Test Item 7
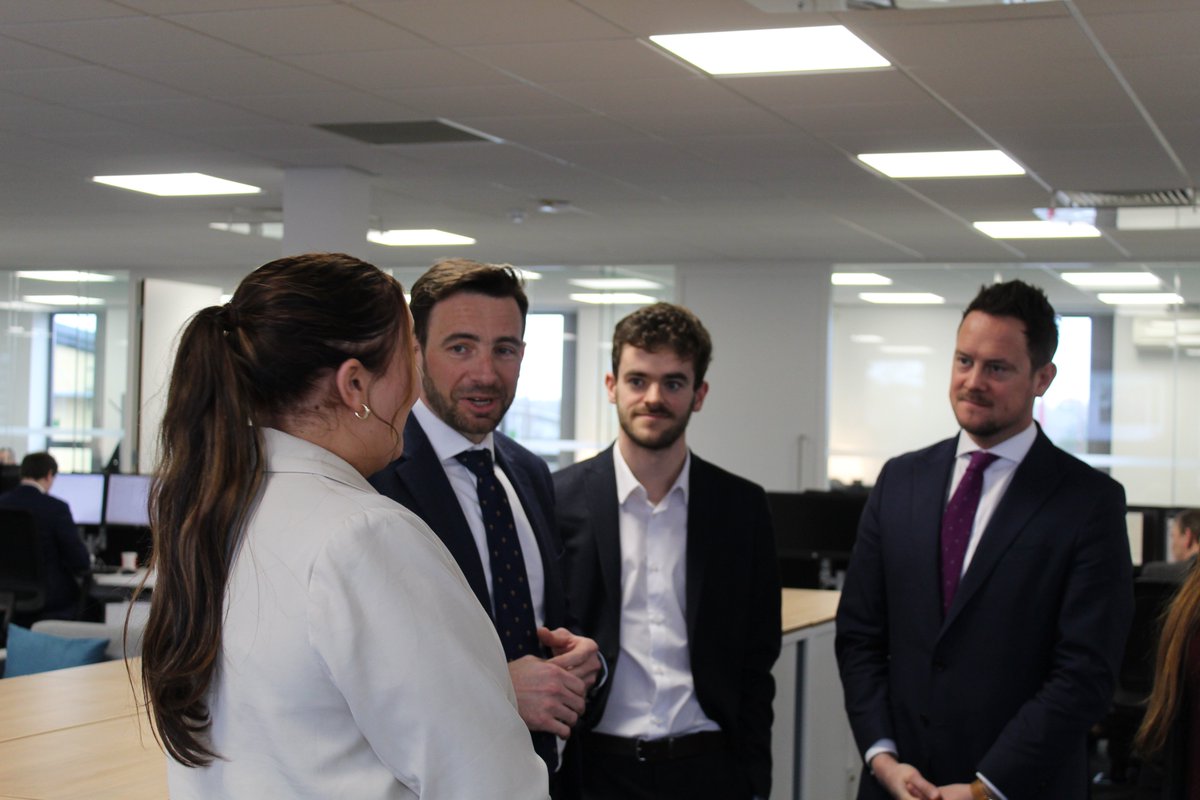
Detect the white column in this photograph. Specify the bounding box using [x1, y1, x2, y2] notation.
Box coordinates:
[282, 167, 371, 259]
[676, 262, 832, 491]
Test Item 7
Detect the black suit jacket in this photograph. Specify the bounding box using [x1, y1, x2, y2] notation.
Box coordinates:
[0, 483, 90, 614]
[553, 446, 782, 798]
[835, 429, 1134, 799]
[369, 413, 571, 634]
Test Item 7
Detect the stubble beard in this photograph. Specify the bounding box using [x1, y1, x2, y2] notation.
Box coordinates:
[422, 369, 512, 438]
[618, 405, 692, 452]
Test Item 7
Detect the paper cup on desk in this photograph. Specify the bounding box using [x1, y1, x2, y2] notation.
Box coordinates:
[120, 551, 138, 571]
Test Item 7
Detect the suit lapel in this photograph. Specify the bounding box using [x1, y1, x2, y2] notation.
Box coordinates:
[943, 430, 1061, 628]
[494, 436, 563, 626]
[586, 448, 623, 618]
[685, 454, 714, 638]
[393, 416, 493, 615]
[914, 441, 957, 628]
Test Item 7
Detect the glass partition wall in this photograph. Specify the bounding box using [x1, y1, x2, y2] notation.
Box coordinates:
[0, 270, 130, 474]
[828, 262, 1200, 512]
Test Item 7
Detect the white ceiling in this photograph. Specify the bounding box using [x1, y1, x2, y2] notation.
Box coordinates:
[1, 0, 1198, 311]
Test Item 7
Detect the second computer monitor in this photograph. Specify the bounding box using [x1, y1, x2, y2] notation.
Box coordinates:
[105, 473, 152, 527]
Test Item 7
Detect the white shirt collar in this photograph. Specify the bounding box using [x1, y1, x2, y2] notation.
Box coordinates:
[412, 398, 496, 463]
[20, 478, 46, 494]
[955, 421, 1038, 465]
[612, 442, 690, 507]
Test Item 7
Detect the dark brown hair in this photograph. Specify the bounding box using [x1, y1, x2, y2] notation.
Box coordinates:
[963, 280, 1059, 368]
[19, 451, 57, 480]
[408, 258, 528, 347]
[138, 253, 410, 767]
[611, 302, 713, 385]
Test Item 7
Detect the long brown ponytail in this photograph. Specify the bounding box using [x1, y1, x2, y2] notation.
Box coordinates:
[1136, 564, 1200, 754]
[138, 254, 409, 767]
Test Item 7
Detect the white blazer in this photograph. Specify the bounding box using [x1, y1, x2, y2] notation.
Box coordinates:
[168, 428, 548, 799]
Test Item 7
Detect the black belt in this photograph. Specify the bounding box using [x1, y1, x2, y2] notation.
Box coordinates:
[585, 731, 726, 763]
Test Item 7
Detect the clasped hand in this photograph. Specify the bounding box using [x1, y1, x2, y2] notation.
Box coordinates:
[507, 627, 602, 739]
[871, 753, 974, 800]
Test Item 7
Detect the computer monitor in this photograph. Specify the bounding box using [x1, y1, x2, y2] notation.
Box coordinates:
[104, 473, 152, 527]
[767, 490, 866, 558]
[48, 472, 105, 525]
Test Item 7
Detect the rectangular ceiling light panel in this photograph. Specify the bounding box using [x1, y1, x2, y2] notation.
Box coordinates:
[857, 150, 1024, 179]
[368, 229, 475, 246]
[973, 221, 1101, 239]
[93, 173, 260, 196]
[650, 25, 890, 76]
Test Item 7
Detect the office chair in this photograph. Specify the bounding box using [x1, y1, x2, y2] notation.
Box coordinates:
[1097, 576, 1179, 784]
[0, 508, 47, 629]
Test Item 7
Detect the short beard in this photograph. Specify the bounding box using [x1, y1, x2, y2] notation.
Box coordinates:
[421, 368, 511, 438]
[618, 406, 692, 451]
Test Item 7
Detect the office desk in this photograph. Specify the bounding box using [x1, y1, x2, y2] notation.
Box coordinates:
[91, 568, 156, 591]
[2, 591, 850, 800]
[773, 588, 856, 800]
[0, 658, 167, 800]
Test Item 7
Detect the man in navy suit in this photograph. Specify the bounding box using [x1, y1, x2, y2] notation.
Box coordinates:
[370, 258, 600, 796]
[0, 451, 91, 619]
[554, 303, 781, 800]
[836, 281, 1133, 800]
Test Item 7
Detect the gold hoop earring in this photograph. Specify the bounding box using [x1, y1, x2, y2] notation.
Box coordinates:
[354, 404, 372, 421]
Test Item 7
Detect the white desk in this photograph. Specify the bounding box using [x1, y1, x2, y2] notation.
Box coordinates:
[91, 568, 155, 591]
[772, 588, 858, 800]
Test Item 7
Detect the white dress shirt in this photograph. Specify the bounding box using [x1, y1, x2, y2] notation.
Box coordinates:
[593, 445, 719, 739]
[411, 400, 546, 626]
[864, 422, 1038, 800]
[167, 428, 547, 800]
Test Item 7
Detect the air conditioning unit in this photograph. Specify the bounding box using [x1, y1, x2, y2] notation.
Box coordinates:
[1131, 316, 1200, 351]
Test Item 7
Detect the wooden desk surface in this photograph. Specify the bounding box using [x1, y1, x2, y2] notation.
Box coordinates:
[0, 713, 165, 800]
[0, 658, 141, 744]
[781, 587, 840, 634]
[0, 591, 839, 799]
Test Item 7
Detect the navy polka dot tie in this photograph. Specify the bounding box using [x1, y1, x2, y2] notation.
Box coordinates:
[455, 448, 541, 662]
[940, 450, 999, 616]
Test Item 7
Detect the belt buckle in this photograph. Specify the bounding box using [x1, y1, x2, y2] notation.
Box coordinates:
[634, 738, 650, 763]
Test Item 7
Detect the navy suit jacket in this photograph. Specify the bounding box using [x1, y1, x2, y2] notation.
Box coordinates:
[0, 483, 90, 614]
[553, 446, 782, 799]
[368, 414, 572, 638]
[835, 429, 1134, 799]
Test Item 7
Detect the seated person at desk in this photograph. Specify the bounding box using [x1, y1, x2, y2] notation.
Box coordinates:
[1142, 509, 1200, 583]
[0, 452, 90, 620]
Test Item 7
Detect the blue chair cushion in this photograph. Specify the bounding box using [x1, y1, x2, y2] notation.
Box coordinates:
[2, 624, 109, 678]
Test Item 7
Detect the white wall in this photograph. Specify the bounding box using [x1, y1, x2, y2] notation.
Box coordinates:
[829, 305, 960, 486]
[136, 277, 224, 473]
[1110, 310, 1200, 505]
[677, 262, 831, 492]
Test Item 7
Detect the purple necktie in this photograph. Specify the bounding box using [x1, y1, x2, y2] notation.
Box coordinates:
[940, 450, 1000, 615]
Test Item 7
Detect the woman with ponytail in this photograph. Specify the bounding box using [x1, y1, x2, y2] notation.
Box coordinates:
[141, 254, 547, 799]
[1136, 558, 1200, 798]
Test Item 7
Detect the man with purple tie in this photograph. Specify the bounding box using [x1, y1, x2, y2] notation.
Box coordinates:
[836, 280, 1133, 800]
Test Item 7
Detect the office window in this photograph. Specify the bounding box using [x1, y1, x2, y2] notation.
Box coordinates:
[501, 313, 574, 470]
[0, 271, 128, 470]
[48, 313, 98, 473]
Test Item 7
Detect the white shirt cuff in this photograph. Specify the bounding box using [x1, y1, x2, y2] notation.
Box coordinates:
[864, 739, 898, 770]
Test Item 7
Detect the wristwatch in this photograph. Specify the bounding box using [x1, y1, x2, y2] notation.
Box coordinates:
[969, 779, 993, 800]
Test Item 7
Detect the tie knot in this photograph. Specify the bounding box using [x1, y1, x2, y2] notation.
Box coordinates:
[455, 448, 494, 478]
[966, 450, 1000, 473]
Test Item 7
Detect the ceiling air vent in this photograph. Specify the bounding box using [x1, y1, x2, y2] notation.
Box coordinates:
[1054, 188, 1195, 208]
[314, 119, 498, 145]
